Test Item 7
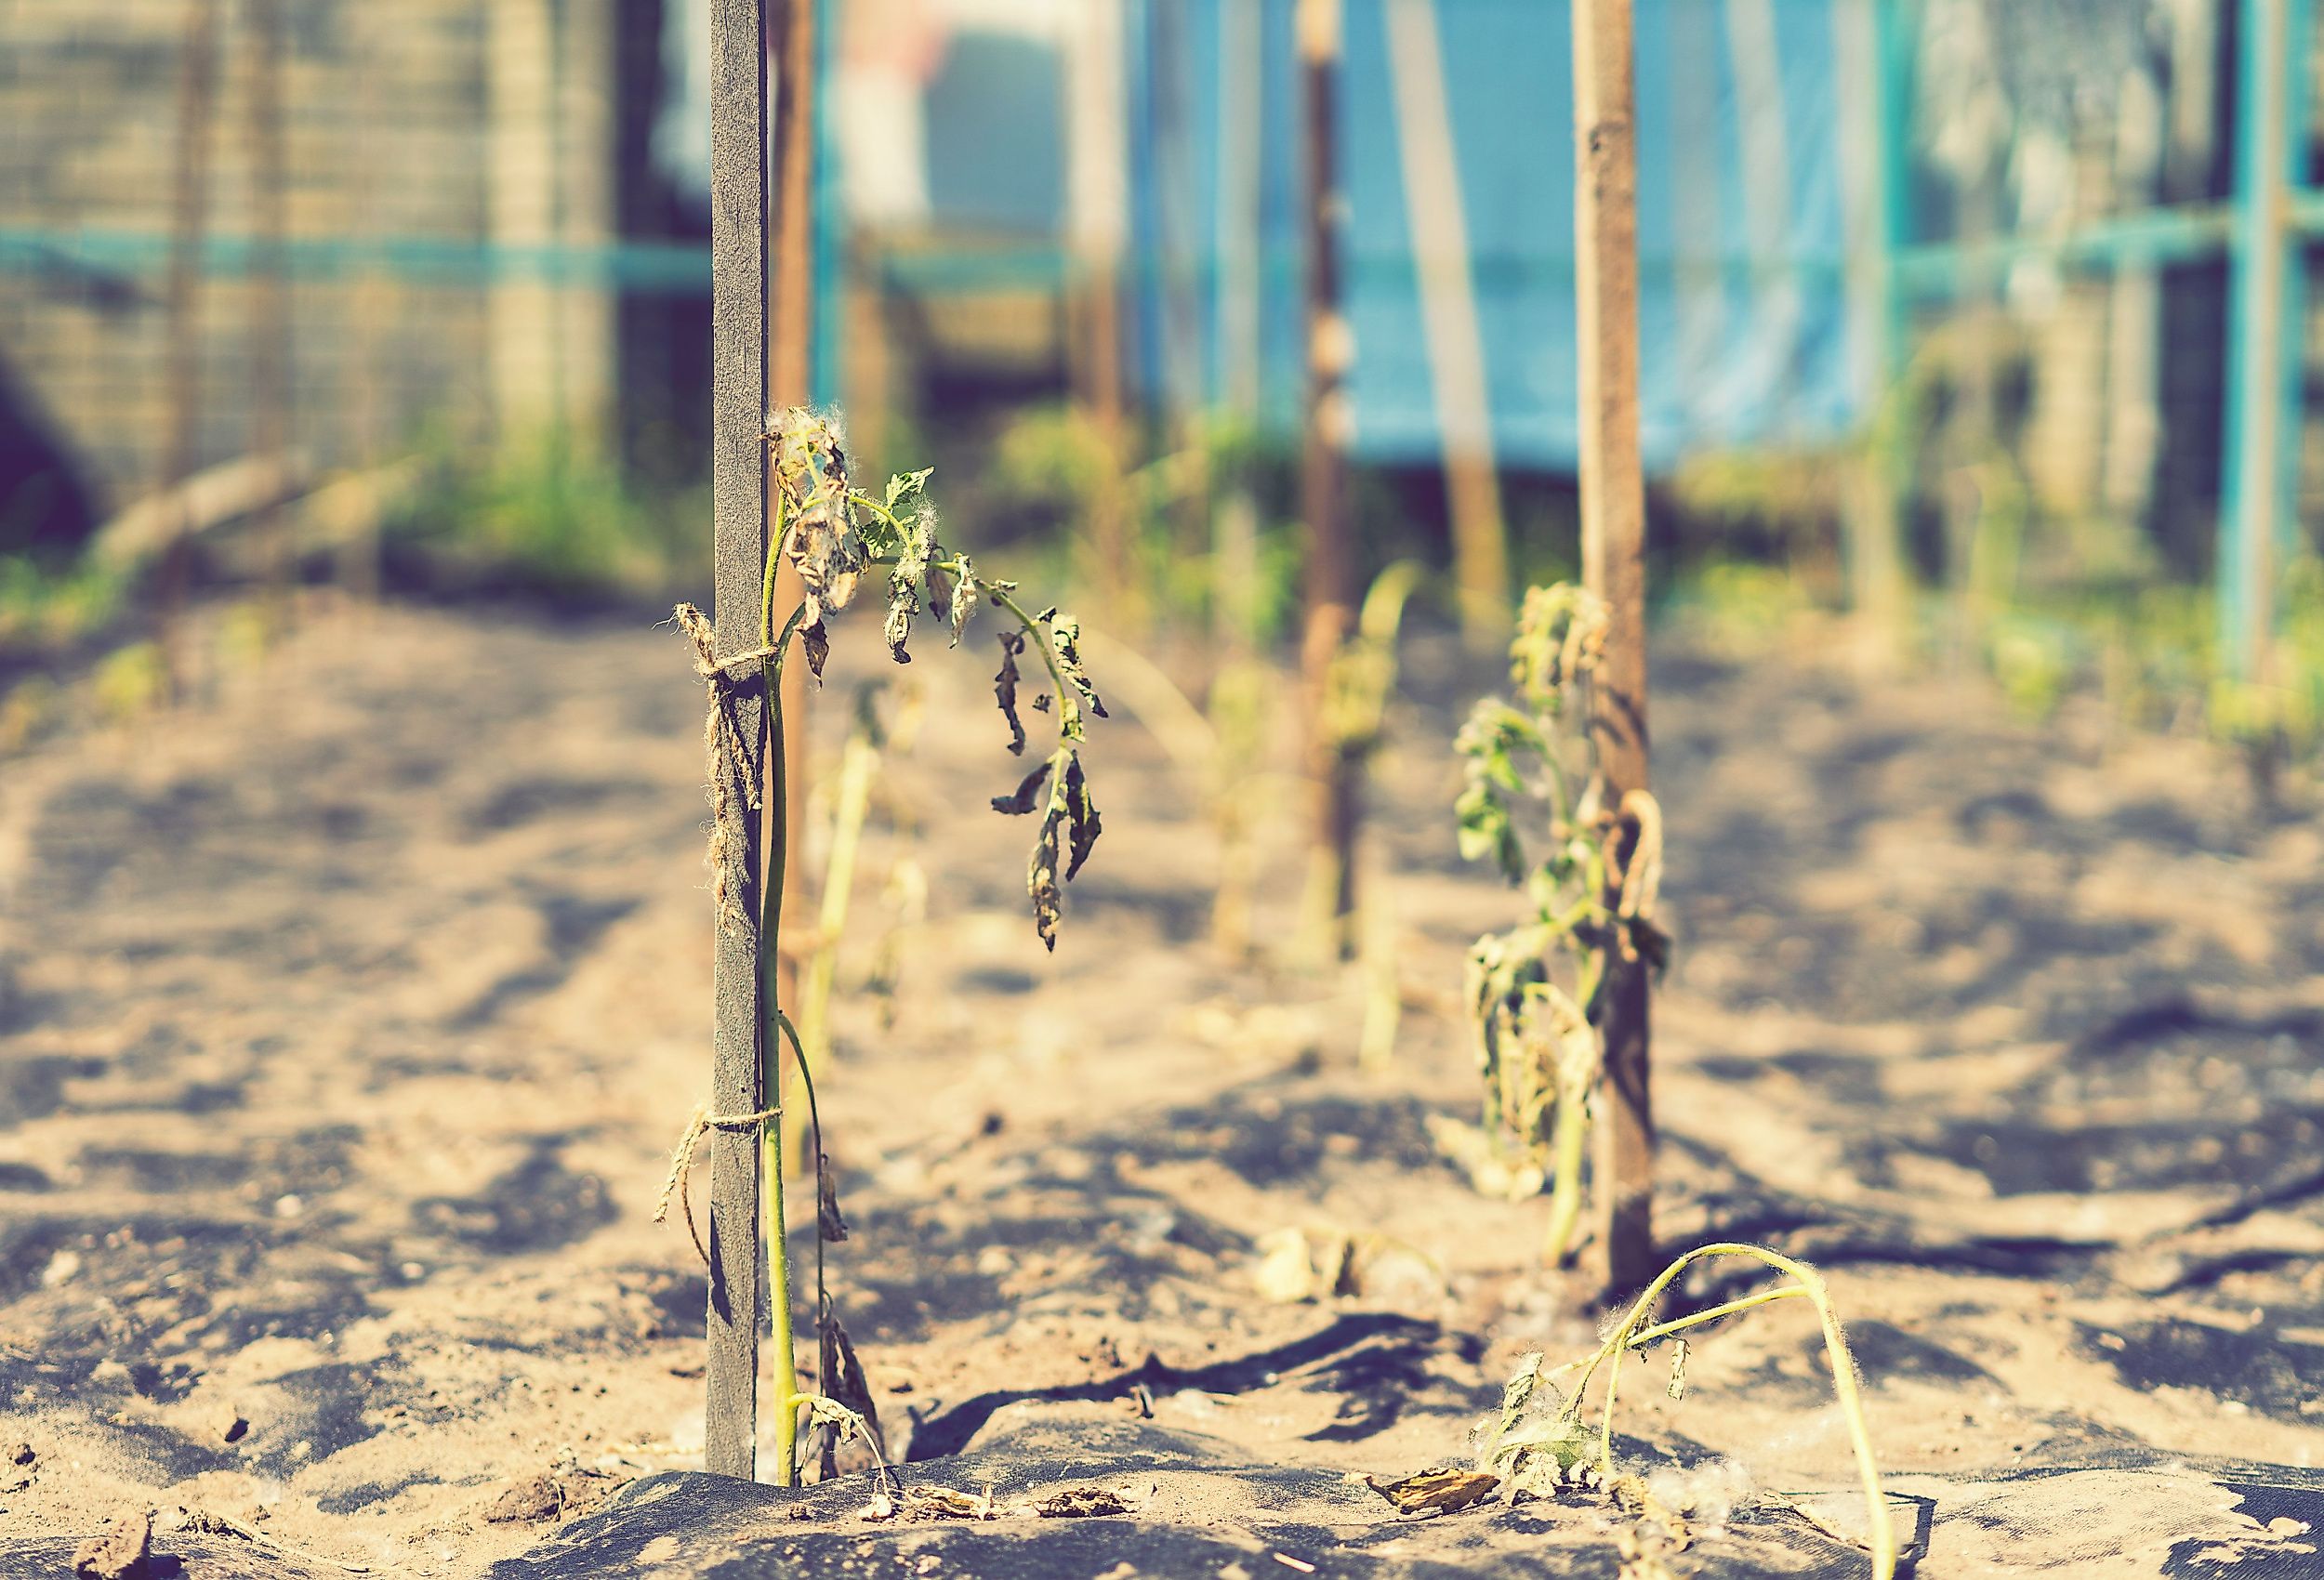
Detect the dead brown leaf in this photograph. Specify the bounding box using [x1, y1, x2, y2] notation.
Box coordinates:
[1363, 1468, 1501, 1517]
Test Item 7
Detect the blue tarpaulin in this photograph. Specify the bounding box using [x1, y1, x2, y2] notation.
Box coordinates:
[1121, 0, 1868, 473]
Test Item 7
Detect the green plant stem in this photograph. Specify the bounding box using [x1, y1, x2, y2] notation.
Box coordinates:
[799, 725, 878, 1072]
[773, 1007, 833, 1481]
[759, 495, 799, 1489]
[1540, 1073, 1591, 1265]
[1566, 1244, 1894, 1580]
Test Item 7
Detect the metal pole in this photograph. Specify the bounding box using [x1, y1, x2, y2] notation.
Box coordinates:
[2220, 0, 2313, 681]
[1572, 0, 1654, 1293]
[706, 0, 770, 1483]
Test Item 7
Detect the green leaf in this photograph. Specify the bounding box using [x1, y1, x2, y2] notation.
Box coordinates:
[884, 467, 933, 516]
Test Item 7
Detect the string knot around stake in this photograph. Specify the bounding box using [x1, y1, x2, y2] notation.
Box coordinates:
[673, 602, 782, 944]
[655, 1100, 781, 1267]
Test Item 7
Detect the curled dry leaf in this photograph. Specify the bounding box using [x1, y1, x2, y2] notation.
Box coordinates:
[1062, 754, 1103, 879]
[991, 760, 1051, 815]
[994, 631, 1029, 756]
[816, 1153, 849, 1243]
[1045, 612, 1110, 727]
[905, 1485, 997, 1521]
[1363, 1468, 1500, 1517]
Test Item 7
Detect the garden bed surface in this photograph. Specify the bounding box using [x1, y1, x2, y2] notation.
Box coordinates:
[3, 603, 2322, 1576]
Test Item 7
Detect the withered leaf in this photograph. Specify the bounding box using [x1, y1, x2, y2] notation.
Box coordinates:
[994, 630, 1028, 755]
[883, 584, 917, 664]
[1029, 770, 1066, 952]
[991, 760, 1052, 815]
[801, 618, 831, 680]
[1364, 1468, 1500, 1517]
[1046, 612, 1109, 725]
[817, 1152, 849, 1243]
[817, 1306, 885, 1479]
[944, 557, 979, 642]
[1062, 752, 1102, 878]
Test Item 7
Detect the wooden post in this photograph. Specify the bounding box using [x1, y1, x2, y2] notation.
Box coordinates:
[1065, 0, 1133, 621]
[156, 0, 223, 698]
[1300, 0, 1360, 950]
[1831, 0, 1908, 670]
[244, 0, 294, 631]
[1213, 0, 1264, 651]
[706, 0, 770, 1483]
[1571, 0, 1654, 1293]
[1384, 0, 1510, 649]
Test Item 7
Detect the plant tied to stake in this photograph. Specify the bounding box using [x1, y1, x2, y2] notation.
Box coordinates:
[1450, 584, 1666, 1264]
[671, 406, 1110, 1484]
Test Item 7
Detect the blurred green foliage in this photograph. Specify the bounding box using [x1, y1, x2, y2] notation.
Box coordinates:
[0, 553, 125, 652]
[383, 428, 708, 598]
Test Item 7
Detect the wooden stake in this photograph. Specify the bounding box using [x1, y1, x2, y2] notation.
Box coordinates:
[1065, 0, 1133, 622]
[771, 0, 814, 1034]
[156, 0, 223, 699]
[706, 0, 770, 1483]
[1384, 0, 1509, 649]
[244, 0, 294, 634]
[1571, 0, 1654, 1293]
[1299, 0, 1360, 949]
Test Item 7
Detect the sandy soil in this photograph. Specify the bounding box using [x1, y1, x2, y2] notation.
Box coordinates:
[3, 597, 2323, 1576]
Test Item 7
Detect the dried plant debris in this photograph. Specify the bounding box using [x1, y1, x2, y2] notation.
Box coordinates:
[1032, 1484, 1143, 1519]
[1363, 1468, 1501, 1518]
[863, 1481, 1150, 1525]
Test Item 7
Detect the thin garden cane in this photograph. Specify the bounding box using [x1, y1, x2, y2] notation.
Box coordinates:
[680, 406, 1112, 1487]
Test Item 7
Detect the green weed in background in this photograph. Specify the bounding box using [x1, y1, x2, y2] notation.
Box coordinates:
[384, 428, 706, 598]
[0, 554, 126, 652]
